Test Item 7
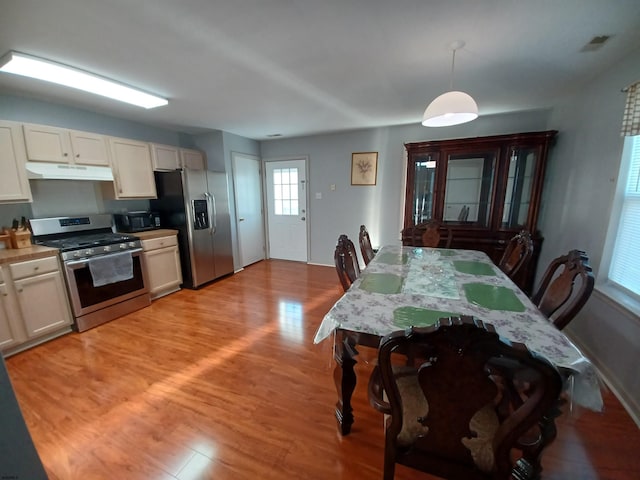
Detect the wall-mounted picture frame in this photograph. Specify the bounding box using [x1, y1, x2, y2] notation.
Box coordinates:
[351, 151, 378, 186]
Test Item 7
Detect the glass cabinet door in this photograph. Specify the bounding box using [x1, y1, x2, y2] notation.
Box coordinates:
[409, 153, 437, 224]
[501, 146, 539, 229]
[443, 150, 497, 227]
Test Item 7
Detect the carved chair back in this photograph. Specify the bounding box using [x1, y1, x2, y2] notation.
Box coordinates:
[334, 234, 361, 292]
[368, 316, 563, 480]
[531, 250, 595, 330]
[359, 225, 376, 266]
[401, 220, 452, 248]
[498, 230, 534, 279]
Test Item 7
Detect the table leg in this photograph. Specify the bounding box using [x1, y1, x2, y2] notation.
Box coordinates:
[333, 332, 358, 435]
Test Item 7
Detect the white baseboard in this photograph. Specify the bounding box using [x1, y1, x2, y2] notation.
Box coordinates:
[565, 332, 640, 427]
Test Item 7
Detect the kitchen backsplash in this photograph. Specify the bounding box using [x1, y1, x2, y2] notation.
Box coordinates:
[0, 179, 150, 232]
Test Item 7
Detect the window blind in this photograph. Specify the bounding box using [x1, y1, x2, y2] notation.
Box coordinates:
[621, 81, 640, 136]
[609, 136, 640, 296]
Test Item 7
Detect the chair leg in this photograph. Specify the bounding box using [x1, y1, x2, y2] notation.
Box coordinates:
[517, 399, 564, 479]
[333, 333, 358, 435]
[382, 432, 396, 480]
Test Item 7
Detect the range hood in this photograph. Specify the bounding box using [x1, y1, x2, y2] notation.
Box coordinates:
[25, 162, 114, 181]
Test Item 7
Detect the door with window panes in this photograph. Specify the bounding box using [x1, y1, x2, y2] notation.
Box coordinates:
[265, 158, 308, 262]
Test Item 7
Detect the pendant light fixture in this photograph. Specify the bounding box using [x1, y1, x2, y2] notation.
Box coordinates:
[422, 41, 478, 127]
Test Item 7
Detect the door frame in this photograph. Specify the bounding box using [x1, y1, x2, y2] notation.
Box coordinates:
[231, 151, 265, 269]
[263, 155, 310, 262]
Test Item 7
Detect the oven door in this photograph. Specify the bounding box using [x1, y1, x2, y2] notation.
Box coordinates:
[63, 248, 149, 317]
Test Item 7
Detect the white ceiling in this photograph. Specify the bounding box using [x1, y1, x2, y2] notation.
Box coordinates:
[1, 0, 639, 140]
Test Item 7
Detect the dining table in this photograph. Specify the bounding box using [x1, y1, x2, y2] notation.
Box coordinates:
[313, 245, 603, 436]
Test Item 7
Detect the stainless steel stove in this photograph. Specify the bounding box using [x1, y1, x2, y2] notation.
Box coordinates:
[30, 214, 150, 332]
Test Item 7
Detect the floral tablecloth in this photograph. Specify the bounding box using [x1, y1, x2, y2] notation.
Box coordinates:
[314, 245, 603, 412]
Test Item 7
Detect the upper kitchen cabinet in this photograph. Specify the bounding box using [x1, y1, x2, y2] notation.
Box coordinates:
[151, 143, 180, 171]
[0, 120, 32, 203]
[404, 131, 557, 293]
[22, 123, 110, 166]
[108, 137, 157, 199]
[180, 148, 206, 170]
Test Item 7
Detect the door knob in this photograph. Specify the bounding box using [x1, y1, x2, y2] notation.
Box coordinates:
[239, 218, 245, 222]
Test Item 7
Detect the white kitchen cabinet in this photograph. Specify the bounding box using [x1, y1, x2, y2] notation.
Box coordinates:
[141, 234, 182, 299]
[9, 256, 73, 339]
[0, 256, 73, 356]
[0, 268, 21, 350]
[23, 123, 110, 166]
[180, 148, 206, 170]
[0, 120, 32, 203]
[151, 143, 180, 171]
[108, 137, 157, 199]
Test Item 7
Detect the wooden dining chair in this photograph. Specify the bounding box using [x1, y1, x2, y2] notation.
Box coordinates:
[334, 234, 360, 292]
[368, 316, 563, 480]
[530, 249, 595, 330]
[401, 220, 452, 248]
[498, 230, 534, 280]
[359, 225, 376, 266]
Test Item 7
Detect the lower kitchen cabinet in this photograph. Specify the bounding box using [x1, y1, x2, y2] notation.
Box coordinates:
[0, 280, 20, 350]
[0, 255, 73, 356]
[141, 234, 182, 300]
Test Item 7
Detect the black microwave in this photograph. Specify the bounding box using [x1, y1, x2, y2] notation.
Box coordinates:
[113, 211, 161, 232]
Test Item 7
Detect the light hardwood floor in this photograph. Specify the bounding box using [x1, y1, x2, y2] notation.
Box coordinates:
[5, 260, 640, 480]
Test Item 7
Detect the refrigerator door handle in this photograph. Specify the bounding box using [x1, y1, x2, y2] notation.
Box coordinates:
[205, 192, 216, 234]
[211, 192, 218, 233]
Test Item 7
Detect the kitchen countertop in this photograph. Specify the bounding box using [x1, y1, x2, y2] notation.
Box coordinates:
[0, 245, 59, 265]
[127, 229, 179, 240]
[0, 230, 179, 264]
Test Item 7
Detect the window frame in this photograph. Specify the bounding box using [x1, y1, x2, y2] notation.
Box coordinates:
[597, 135, 640, 317]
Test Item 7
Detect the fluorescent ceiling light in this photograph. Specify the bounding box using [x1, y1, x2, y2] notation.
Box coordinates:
[0, 51, 168, 109]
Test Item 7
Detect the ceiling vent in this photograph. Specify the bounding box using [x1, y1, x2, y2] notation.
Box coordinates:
[580, 35, 612, 52]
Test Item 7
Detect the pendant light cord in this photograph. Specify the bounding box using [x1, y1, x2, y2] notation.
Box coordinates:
[450, 48, 456, 91]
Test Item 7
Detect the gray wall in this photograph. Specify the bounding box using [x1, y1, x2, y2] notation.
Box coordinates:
[2, 48, 638, 424]
[539, 48, 640, 423]
[193, 131, 260, 271]
[259, 48, 640, 423]
[0, 94, 260, 273]
[260, 110, 551, 266]
[0, 94, 189, 225]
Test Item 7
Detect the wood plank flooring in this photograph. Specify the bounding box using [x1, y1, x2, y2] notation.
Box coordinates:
[5, 260, 640, 480]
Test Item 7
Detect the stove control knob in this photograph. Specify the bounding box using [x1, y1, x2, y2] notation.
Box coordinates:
[85, 249, 93, 256]
[129, 241, 136, 248]
[74, 251, 81, 258]
[104, 245, 111, 252]
[120, 243, 127, 249]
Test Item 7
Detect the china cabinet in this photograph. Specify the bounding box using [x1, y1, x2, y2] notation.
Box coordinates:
[404, 130, 557, 293]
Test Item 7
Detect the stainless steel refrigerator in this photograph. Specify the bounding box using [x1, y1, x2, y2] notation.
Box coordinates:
[152, 169, 234, 288]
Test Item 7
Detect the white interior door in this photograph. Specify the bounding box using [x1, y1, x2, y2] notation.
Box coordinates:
[232, 153, 265, 267]
[265, 158, 308, 262]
